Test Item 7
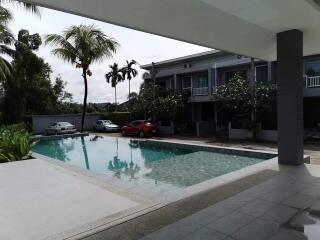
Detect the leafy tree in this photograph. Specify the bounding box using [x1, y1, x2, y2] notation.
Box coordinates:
[105, 63, 124, 109]
[2, 29, 42, 122]
[45, 24, 119, 132]
[122, 60, 138, 96]
[128, 82, 185, 122]
[1, 29, 73, 123]
[53, 75, 73, 104]
[216, 74, 276, 138]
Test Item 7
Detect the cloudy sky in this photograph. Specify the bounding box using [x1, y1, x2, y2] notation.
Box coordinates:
[5, 4, 210, 103]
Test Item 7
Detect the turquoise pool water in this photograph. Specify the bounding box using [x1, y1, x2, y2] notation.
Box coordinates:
[32, 136, 269, 190]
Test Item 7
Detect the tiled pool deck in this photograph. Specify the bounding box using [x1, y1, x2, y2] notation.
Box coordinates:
[139, 164, 320, 240]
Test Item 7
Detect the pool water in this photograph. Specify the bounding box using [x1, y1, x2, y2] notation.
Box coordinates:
[32, 136, 269, 190]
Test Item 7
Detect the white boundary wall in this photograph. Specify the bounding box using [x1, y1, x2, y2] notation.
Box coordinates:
[158, 121, 175, 135]
[32, 114, 102, 134]
[228, 122, 278, 142]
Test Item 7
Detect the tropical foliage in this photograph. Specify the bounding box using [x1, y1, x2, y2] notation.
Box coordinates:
[128, 81, 187, 122]
[0, 126, 36, 163]
[1, 29, 72, 123]
[216, 73, 277, 130]
[122, 60, 138, 96]
[0, 0, 40, 81]
[45, 24, 119, 132]
[105, 63, 124, 108]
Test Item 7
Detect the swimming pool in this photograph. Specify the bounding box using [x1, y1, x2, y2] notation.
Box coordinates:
[32, 136, 274, 193]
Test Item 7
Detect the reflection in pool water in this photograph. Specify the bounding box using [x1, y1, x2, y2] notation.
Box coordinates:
[32, 136, 268, 190]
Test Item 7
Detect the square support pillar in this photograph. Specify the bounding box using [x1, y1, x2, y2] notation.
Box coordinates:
[277, 29, 304, 165]
[208, 68, 212, 95]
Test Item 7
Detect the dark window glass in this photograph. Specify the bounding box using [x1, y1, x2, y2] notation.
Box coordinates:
[256, 65, 268, 83]
[183, 76, 192, 89]
[305, 60, 320, 76]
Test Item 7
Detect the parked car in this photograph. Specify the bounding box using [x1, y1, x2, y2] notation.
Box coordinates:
[121, 120, 157, 138]
[93, 120, 120, 132]
[45, 122, 77, 135]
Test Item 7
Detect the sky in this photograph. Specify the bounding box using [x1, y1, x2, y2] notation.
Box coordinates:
[5, 3, 210, 104]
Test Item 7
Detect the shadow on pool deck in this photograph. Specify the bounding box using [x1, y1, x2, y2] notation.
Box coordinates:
[82, 169, 280, 240]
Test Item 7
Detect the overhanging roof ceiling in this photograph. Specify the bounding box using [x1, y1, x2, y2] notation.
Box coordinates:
[20, 0, 320, 61]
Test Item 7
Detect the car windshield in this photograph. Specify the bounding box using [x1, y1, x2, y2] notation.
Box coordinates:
[103, 120, 112, 124]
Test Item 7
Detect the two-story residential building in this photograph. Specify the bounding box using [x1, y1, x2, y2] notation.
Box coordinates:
[141, 50, 320, 134]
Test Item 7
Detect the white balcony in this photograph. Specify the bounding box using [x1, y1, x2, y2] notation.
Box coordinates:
[192, 87, 209, 96]
[304, 75, 320, 88]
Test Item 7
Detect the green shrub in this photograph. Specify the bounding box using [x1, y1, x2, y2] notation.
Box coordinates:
[0, 127, 36, 163]
[5, 123, 27, 132]
[103, 112, 132, 127]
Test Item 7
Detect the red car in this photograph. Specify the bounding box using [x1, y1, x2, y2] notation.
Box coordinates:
[121, 120, 157, 138]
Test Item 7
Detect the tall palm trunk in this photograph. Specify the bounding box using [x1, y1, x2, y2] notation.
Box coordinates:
[114, 86, 117, 111]
[81, 68, 88, 132]
[129, 79, 131, 96]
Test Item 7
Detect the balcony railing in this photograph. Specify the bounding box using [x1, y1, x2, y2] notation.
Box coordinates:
[304, 75, 320, 88]
[192, 87, 209, 96]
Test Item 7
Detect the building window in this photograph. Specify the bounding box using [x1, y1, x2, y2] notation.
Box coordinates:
[183, 76, 192, 89]
[256, 65, 268, 83]
[225, 70, 247, 82]
[305, 60, 320, 76]
[193, 74, 208, 88]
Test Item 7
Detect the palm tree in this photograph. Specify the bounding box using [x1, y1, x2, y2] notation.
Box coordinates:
[105, 63, 124, 110]
[0, 0, 40, 81]
[0, 9, 14, 81]
[122, 60, 138, 96]
[45, 25, 119, 132]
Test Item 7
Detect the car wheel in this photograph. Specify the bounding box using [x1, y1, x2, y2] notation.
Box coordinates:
[122, 130, 127, 136]
[139, 131, 145, 138]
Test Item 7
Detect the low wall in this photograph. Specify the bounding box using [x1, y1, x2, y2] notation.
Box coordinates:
[196, 121, 216, 137]
[228, 123, 253, 140]
[32, 114, 102, 134]
[228, 122, 278, 142]
[257, 129, 278, 142]
[158, 121, 175, 135]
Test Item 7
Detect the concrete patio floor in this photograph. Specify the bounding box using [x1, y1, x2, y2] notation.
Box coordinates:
[0, 159, 151, 240]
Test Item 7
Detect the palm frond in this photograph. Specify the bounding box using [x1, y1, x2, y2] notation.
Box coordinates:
[45, 34, 78, 63]
[0, 44, 15, 57]
[0, 56, 12, 81]
[51, 48, 76, 64]
[0, 5, 12, 22]
[0, 0, 41, 16]
[0, 24, 14, 45]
